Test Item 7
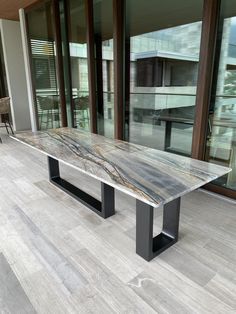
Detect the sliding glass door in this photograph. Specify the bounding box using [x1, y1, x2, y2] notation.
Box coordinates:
[205, 0, 236, 192]
[66, 0, 90, 131]
[93, 0, 114, 138]
[26, 1, 61, 130]
[125, 0, 203, 155]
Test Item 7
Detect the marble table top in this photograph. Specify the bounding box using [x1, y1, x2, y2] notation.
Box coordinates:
[11, 128, 231, 208]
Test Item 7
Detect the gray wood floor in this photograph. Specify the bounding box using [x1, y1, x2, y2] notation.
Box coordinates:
[0, 134, 236, 313]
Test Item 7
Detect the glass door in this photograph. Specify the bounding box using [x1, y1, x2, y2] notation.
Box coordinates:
[93, 0, 114, 138]
[26, 1, 61, 130]
[125, 0, 203, 155]
[205, 0, 236, 192]
[67, 0, 90, 131]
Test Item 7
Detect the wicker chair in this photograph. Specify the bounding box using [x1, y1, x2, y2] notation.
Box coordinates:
[0, 97, 14, 143]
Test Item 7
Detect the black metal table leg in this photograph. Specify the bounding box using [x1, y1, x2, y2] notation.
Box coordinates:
[101, 182, 115, 218]
[47, 156, 115, 218]
[136, 197, 180, 261]
[48, 155, 60, 179]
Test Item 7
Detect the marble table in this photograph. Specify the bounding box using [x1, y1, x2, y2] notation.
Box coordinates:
[11, 128, 231, 261]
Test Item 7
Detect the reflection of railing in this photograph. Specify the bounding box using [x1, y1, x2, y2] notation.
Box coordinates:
[216, 94, 236, 98]
[130, 93, 236, 120]
[35, 89, 236, 127]
[72, 93, 90, 130]
[157, 116, 193, 156]
[128, 92, 196, 156]
[130, 92, 197, 96]
[35, 89, 236, 99]
[72, 90, 89, 98]
[228, 44, 236, 58]
[130, 92, 196, 112]
[36, 89, 59, 97]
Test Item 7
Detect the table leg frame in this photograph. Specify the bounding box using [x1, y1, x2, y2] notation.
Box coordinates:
[136, 197, 180, 261]
[48, 156, 115, 218]
[48, 156, 181, 259]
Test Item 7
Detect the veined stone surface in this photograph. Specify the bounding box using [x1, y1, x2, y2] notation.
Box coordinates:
[12, 127, 231, 207]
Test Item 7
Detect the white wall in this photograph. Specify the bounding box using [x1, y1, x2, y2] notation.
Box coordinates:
[19, 9, 37, 132]
[0, 19, 31, 131]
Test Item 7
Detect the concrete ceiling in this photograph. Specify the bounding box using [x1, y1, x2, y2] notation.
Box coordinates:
[0, 0, 39, 21]
[5, 0, 236, 42]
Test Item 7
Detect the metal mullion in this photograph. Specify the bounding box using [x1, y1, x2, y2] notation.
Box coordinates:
[191, 0, 221, 160]
[59, 0, 74, 128]
[85, 0, 97, 133]
[113, 0, 125, 140]
[52, 0, 68, 127]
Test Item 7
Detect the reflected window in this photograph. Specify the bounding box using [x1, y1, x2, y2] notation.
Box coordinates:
[136, 58, 198, 87]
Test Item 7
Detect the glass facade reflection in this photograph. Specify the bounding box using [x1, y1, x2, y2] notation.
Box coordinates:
[93, 0, 114, 138]
[27, 1, 61, 130]
[24, 0, 236, 197]
[125, 0, 203, 155]
[206, 4, 236, 191]
[67, 0, 90, 131]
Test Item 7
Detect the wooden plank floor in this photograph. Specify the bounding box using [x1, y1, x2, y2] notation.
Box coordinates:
[0, 134, 236, 313]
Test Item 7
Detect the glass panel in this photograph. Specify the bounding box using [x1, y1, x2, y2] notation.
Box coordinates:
[27, 2, 61, 130]
[93, 0, 114, 138]
[125, 0, 203, 155]
[206, 0, 236, 191]
[67, 0, 90, 131]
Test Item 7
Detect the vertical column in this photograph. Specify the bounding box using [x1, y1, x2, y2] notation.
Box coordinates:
[0, 19, 32, 131]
